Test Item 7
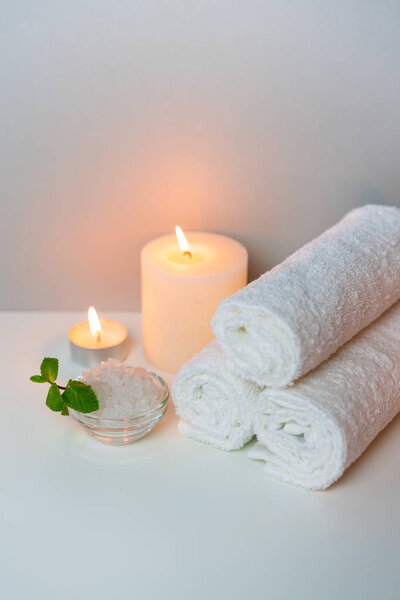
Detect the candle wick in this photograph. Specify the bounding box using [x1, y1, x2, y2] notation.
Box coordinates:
[96, 332, 101, 343]
[183, 250, 192, 259]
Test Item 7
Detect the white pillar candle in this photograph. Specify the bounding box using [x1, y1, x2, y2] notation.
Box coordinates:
[141, 229, 247, 373]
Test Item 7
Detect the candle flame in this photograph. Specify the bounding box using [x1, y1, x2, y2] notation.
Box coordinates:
[175, 225, 192, 258]
[88, 306, 102, 343]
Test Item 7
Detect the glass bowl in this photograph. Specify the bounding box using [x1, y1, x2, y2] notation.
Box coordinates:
[69, 372, 169, 445]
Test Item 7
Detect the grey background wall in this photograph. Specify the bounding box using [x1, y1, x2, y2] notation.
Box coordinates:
[1, 1, 400, 310]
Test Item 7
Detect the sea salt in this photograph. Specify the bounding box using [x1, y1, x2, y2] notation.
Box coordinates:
[80, 359, 164, 418]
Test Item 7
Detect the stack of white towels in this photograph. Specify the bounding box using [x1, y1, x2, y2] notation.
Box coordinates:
[172, 204, 400, 490]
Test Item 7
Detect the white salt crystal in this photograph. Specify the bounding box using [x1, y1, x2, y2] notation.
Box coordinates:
[80, 358, 164, 418]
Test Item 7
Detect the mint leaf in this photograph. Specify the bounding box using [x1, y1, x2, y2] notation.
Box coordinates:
[30, 375, 46, 383]
[46, 383, 64, 412]
[40, 358, 59, 383]
[61, 402, 69, 416]
[63, 380, 99, 413]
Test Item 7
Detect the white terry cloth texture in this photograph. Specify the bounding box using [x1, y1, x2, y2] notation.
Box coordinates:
[212, 204, 400, 387]
[172, 340, 261, 451]
[248, 302, 400, 490]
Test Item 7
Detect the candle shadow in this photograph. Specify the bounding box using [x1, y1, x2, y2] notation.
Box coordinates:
[122, 335, 134, 360]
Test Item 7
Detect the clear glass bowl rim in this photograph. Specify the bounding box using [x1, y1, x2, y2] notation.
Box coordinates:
[70, 370, 169, 423]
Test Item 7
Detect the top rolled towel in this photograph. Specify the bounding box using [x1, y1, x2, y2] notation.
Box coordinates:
[212, 204, 400, 387]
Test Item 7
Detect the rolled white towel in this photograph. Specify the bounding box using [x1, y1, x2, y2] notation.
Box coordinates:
[172, 340, 260, 451]
[212, 204, 400, 387]
[249, 302, 400, 490]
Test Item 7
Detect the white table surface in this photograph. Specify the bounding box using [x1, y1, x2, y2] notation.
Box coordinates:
[1, 311, 400, 600]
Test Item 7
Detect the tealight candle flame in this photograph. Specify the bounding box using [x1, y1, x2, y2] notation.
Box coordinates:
[175, 225, 192, 258]
[88, 306, 102, 343]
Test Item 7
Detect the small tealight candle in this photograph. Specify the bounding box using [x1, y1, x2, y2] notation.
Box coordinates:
[69, 306, 128, 367]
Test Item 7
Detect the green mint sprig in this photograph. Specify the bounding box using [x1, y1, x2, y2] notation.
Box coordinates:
[30, 357, 99, 416]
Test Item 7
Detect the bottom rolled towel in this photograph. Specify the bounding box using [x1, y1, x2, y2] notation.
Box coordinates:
[173, 340, 260, 450]
[249, 302, 400, 490]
